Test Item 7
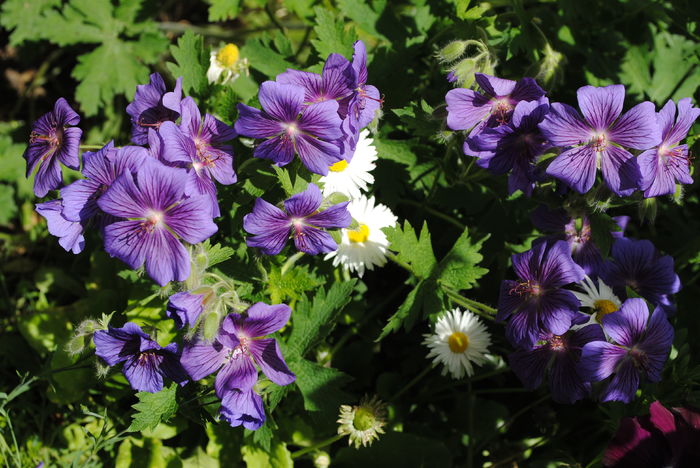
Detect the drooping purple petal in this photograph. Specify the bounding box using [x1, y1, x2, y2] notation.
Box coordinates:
[248, 338, 296, 386]
[166, 292, 205, 329]
[35, 200, 85, 254]
[220, 389, 265, 430]
[215, 353, 259, 397]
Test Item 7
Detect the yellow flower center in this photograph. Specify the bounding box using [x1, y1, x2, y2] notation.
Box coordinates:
[448, 331, 469, 353]
[347, 224, 370, 243]
[329, 159, 349, 172]
[217, 44, 240, 68]
[594, 299, 619, 322]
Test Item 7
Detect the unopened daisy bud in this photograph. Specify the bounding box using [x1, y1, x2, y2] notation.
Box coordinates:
[337, 395, 387, 449]
[313, 451, 331, 468]
[423, 308, 491, 379]
[437, 40, 468, 64]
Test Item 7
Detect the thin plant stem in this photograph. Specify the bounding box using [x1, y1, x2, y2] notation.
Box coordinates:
[442, 286, 497, 315]
[387, 253, 413, 274]
[291, 434, 344, 459]
[281, 251, 304, 275]
[389, 366, 433, 402]
[443, 290, 495, 321]
[79, 145, 105, 150]
[400, 199, 466, 231]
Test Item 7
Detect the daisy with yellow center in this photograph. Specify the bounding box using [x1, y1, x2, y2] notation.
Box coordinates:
[207, 43, 250, 85]
[422, 308, 492, 379]
[571, 275, 622, 323]
[324, 196, 397, 277]
[319, 129, 377, 199]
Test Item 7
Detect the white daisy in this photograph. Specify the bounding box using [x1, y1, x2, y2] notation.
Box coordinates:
[207, 43, 249, 85]
[319, 129, 377, 198]
[423, 308, 491, 379]
[324, 196, 397, 277]
[571, 275, 622, 323]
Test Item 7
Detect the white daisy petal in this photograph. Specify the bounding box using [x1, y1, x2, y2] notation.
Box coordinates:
[324, 195, 398, 277]
[319, 129, 377, 198]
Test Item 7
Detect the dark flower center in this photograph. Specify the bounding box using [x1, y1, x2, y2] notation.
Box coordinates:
[509, 280, 542, 297]
[629, 346, 649, 370]
[493, 98, 514, 125]
[549, 335, 566, 352]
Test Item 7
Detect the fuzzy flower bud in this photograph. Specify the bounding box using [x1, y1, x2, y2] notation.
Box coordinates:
[535, 43, 566, 89]
[437, 40, 469, 64]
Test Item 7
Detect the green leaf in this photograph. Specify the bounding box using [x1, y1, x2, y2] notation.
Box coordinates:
[0, 185, 17, 226]
[166, 30, 210, 96]
[267, 264, 323, 304]
[128, 383, 178, 432]
[436, 230, 489, 291]
[336, 0, 387, 41]
[589, 212, 620, 258]
[241, 442, 293, 468]
[378, 279, 442, 340]
[374, 139, 418, 167]
[0, 0, 61, 45]
[291, 358, 352, 413]
[241, 36, 294, 78]
[385, 220, 436, 278]
[288, 280, 357, 358]
[207, 0, 240, 21]
[311, 7, 355, 59]
[203, 241, 235, 268]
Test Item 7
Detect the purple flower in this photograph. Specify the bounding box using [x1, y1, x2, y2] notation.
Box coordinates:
[24, 98, 82, 197]
[276, 53, 354, 106]
[497, 240, 585, 348]
[509, 324, 605, 403]
[579, 298, 673, 403]
[126, 73, 183, 145]
[180, 302, 295, 399]
[540, 85, 661, 196]
[243, 183, 351, 255]
[446, 73, 545, 135]
[159, 97, 237, 217]
[604, 401, 700, 467]
[346, 40, 382, 132]
[93, 322, 187, 393]
[60, 142, 148, 223]
[465, 99, 550, 196]
[166, 291, 205, 329]
[35, 200, 85, 254]
[97, 161, 218, 286]
[234, 81, 344, 175]
[638, 98, 700, 197]
[531, 206, 605, 277]
[220, 388, 266, 430]
[601, 238, 680, 315]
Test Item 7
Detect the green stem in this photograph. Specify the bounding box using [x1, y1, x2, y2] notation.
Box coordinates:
[291, 434, 344, 459]
[79, 145, 105, 150]
[389, 366, 433, 402]
[387, 253, 413, 274]
[443, 290, 495, 321]
[281, 251, 304, 275]
[442, 286, 497, 315]
[237, 157, 256, 175]
[400, 199, 465, 230]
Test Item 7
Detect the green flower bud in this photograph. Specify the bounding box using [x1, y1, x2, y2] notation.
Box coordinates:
[437, 40, 468, 63]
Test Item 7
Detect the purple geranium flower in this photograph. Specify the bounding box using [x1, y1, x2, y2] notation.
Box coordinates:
[540, 84, 661, 196]
[180, 302, 295, 399]
[346, 40, 382, 132]
[126, 73, 183, 145]
[509, 324, 605, 403]
[277, 53, 354, 107]
[604, 401, 700, 467]
[166, 291, 205, 329]
[97, 161, 218, 286]
[235, 81, 344, 175]
[60, 142, 147, 223]
[446, 73, 545, 135]
[35, 200, 85, 254]
[220, 388, 266, 430]
[243, 183, 351, 255]
[601, 238, 680, 315]
[24, 98, 82, 197]
[638, 98, 700, 198]
[159, 97, 237, 217]
[93, 322, 187, 393]
[579, 298, 673, 403]
[497, 240, 585, 348]
[466, 99, 550, 196]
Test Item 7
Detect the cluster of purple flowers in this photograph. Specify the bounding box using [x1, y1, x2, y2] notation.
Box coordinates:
[446, 75, 699, 198]
[235, 40, 380, 175]
[25, 73, 238, 286]
[239, 40, 379, 256]
[499, 222, 678, 403]
[93, 301, 294, 430]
